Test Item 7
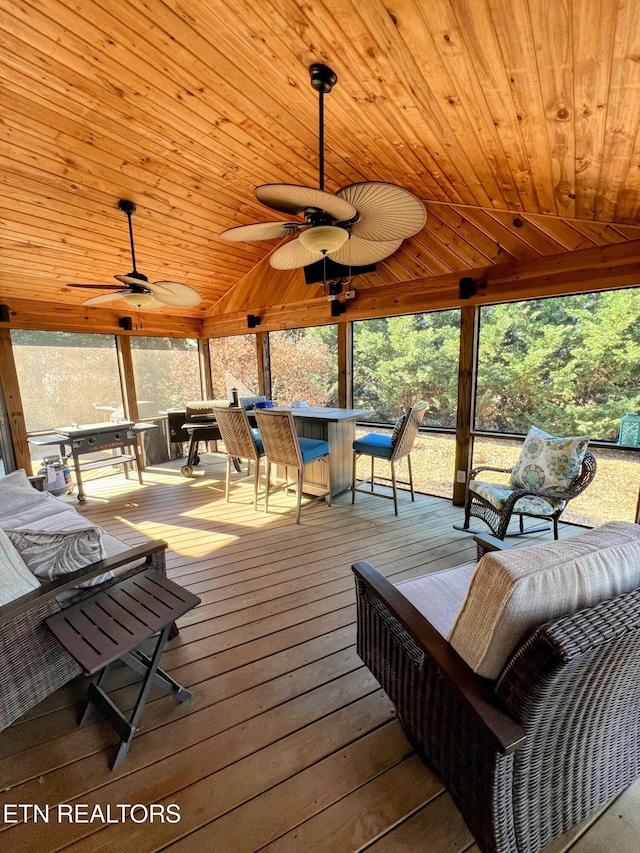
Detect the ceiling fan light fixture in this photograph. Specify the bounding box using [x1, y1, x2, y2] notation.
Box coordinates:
[298, 225, 348, 255]
[123, 292, 158, 309]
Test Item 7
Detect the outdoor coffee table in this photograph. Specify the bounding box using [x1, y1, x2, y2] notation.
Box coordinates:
[46, 569, 200, 769]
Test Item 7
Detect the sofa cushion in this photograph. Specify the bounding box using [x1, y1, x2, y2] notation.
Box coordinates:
[509, 425, 589, 493]
[0, 469, 48, 515]
[0, 494, 90, 531]
[5, 527, 112, 588]
[448, 521, 640, 680]
[396, 562, 476, 639]
[0, 528, 41, 606]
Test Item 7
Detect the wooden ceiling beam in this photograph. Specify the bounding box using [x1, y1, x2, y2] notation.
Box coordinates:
[203, 236, 640, 337]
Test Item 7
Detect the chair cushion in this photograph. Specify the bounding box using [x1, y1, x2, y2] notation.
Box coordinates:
[391, 414, 406, 446]
[5, 527, 112, 588]
[298, 437, 329, 465]
[0, 469, 48, 515]
[509, 425, 589, 493]
[0, 528, 41, 606]
[353, 433, 394, 460]
[469, 480, 565, 516]
[448, 521, 640, 680]
[251, 428, 265, 456]
[395, 562, 476, 638]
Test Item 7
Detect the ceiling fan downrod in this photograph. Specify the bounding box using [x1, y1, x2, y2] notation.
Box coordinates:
[118, 199, 145, 281]
[309, 64, 337, 193]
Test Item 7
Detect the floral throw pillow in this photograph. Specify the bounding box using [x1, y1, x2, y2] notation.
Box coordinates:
[509, 425, 590, 493]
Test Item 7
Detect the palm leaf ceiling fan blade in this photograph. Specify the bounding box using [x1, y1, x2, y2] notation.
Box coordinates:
[337, 182, 427, 241]
[82, 291, 131, 306]
[69, 200, 201, 310]
[146, 281, 203, 307]
[220, 221, 303, 242]
[270, 238, 324, 270]
[67, 283, 125, 290]
[328, 235, 402, 266]
[255, 184, 356, 221]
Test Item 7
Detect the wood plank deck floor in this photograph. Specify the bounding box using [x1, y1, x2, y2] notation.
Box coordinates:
[1, 455, 638, 852]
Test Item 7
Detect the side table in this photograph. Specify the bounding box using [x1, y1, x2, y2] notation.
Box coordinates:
[46, 569, 200, 768]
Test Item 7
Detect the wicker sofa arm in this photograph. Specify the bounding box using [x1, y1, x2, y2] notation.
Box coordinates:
[0, 540, 168, 628]
[497, 585, 640, 716]
[352, 560, 525, 755]
[473, 534, 514, 555]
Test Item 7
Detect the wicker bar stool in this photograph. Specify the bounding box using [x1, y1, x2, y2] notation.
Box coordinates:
[212, 407, 265, 509]
[254, 409, 331, 524]
[352, 402, 427, 515]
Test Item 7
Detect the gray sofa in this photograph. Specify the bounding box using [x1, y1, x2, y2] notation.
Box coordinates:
[0, 469, 168, 731]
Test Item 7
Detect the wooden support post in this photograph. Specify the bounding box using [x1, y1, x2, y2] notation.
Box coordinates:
[453, 306, 480, 506]
[116, 335, 140, 424]
[338, 321, 353, 409]
[257, 332, 271, 400]
[0, 328, 31, 473]
[635, 488, 640, 525]
[198, 339, 213, 400]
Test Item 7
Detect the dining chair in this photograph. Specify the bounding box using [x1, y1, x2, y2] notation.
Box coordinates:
[352, 402, 427, 515]
[254, 409, 331, 524]
[212, 406, 265, 509]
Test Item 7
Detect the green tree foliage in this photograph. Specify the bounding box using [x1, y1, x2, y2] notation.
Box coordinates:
[353, 311, 460, 425]
[476, 290, 640, 439]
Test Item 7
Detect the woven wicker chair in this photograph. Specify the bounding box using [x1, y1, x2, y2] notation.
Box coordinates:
[213, 406, 265, 509]
[254, 409, 331, 524]
[461, 450, 597, 540]
[352, 402, 427, 515]
[0, 541, 168, 732]
[352, 533, 640, 853]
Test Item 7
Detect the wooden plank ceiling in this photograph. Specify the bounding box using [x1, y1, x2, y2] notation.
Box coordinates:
[3, 0, 640, 323]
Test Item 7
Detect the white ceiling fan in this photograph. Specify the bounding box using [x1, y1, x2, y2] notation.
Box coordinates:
[220, 64, 426, 271]
[67, 200, 201, 309]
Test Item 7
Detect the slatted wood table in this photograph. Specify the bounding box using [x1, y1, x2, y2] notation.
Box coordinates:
[46, 570, 200, 769]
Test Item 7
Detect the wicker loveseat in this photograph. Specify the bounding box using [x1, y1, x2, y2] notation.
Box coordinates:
[353, 522, 640, 853]
[0, 470, 168, 731]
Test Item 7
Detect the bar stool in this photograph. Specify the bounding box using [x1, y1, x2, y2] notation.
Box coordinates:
[254, 409, 331, 524]
[352, 402, 427, 515]
[213, 406, 265, 509]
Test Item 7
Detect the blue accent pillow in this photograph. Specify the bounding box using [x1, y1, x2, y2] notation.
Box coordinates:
[391, 413, 406, 446]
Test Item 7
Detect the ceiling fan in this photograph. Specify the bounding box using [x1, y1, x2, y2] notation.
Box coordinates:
[220, 64, 426, 271]
[67, 200, 201, 309]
